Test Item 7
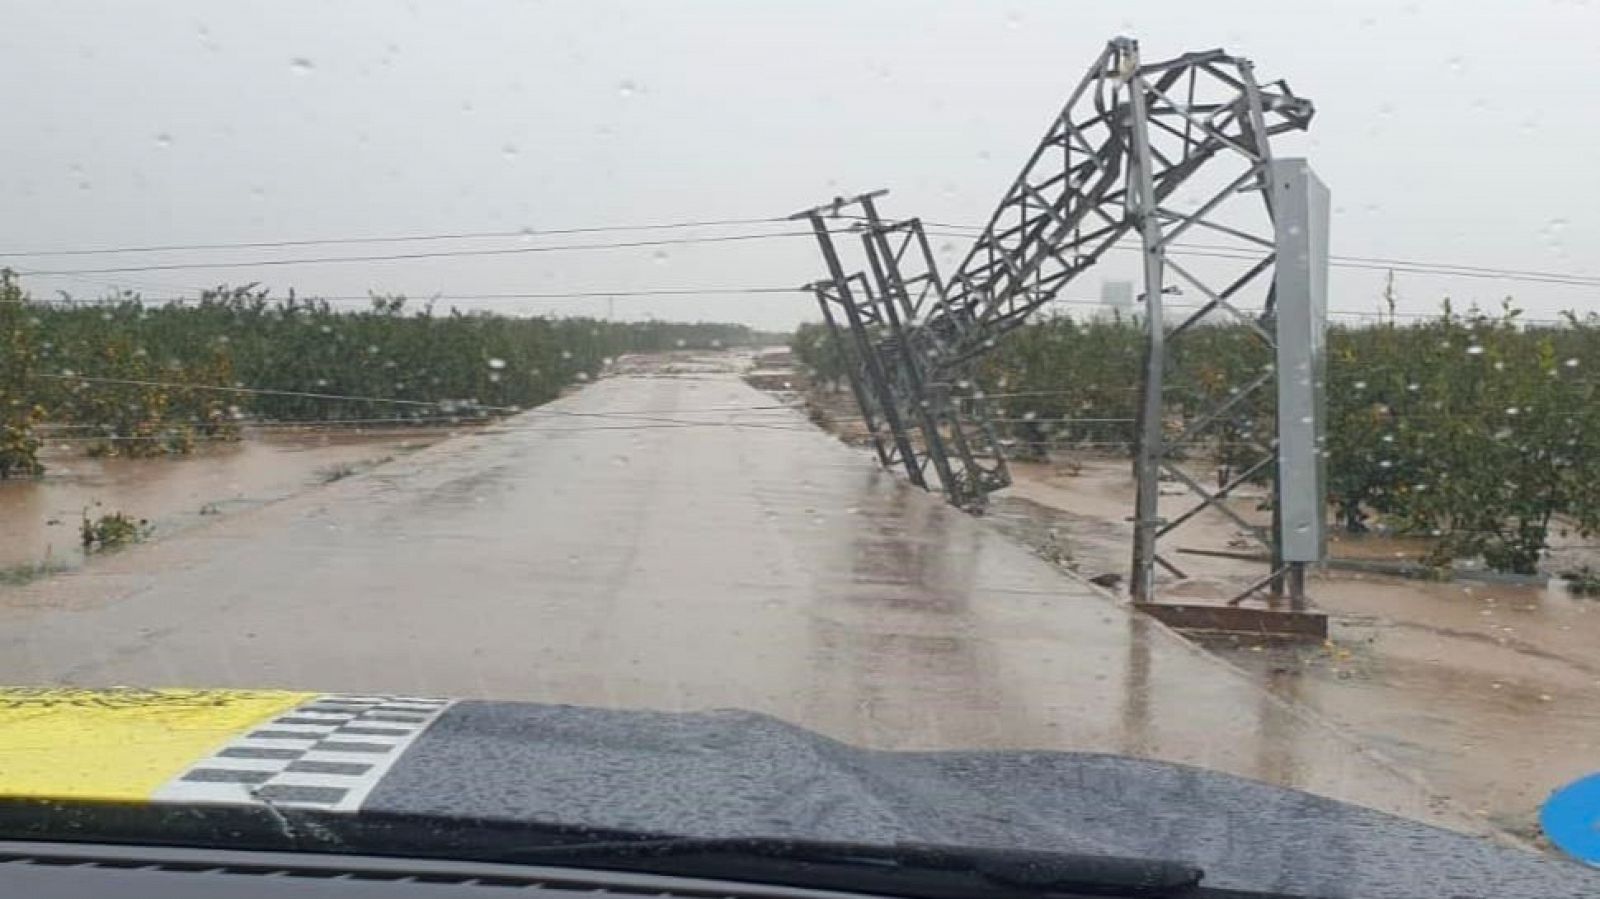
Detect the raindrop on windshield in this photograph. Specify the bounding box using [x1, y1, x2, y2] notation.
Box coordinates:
[290, 57, 314, 75]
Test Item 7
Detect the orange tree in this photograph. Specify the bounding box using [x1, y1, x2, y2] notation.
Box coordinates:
[942, 299, 1600, 574]
[17, 280, 766, 456]
[0, 270, 45, 477]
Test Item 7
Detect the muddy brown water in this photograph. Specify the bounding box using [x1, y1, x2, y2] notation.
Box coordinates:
[997, 455, 1600, 842]
[0, 428, 457, 573]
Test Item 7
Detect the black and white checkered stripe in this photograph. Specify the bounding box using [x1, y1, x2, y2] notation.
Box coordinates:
[154, 694, 452, 810]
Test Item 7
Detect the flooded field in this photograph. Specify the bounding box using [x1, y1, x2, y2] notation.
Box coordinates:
[0, 428, 460, 575]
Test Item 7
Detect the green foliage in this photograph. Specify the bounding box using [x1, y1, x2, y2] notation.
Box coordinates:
[974, 312, 1144, 456]
[1560, 565, 1600, 597]
[1314, 302, 1600, 573]
[790, 322, 847, 390]
[80, 510, 151, 552]
[792, 299, 1600, 574]
[985, 304, 1599, 574]
[318, 462, 361, 483]
[0, 560, 68, 586]
[0, 271, 46, 478]
[4, 280, 763, 463]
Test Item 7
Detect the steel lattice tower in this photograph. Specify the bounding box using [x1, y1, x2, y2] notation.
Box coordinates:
[796, 38, 1328, 607]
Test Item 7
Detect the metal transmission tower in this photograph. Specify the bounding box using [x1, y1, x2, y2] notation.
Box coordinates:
[803, 266, 926, 486]
[796, 38, 1328, 610]
[794, 195, 1009, 508]
[1112, 44, 1326, 608]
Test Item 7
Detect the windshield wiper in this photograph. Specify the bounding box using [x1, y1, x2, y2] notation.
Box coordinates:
[489, 836, 1288, 899]
[0, 801, 1318, 898]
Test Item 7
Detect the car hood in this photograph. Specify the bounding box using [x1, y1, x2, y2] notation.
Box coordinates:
[0, 687, 1595, 899]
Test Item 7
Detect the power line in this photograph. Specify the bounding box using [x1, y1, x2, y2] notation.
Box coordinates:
[303, 405, 800, 427]
[6, 286, 1584, 325]
[36, 416, 478, 431]
[0, 286, 807, 306]
[1030, 295, 1584, 326]
[34, 372, 515, 411]
[35, 403, 798, 428]
[489, 418, 811, 434]
[39, 418, 819, 444]
[16, 211, 1594, 288]
[324, 288, 802, 301]
[918, 223, 1600, 289]
[27, 269, 213, 299]
[0, 217, 788, 258]
[16, 231, 826, 277]
[5, 211, 1597, 292]
[34, 372, 816, 431]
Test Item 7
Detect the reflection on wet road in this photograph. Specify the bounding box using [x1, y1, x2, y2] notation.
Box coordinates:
[0, 353, 1483, 834]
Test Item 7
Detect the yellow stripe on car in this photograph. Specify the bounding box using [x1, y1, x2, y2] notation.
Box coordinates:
[0, 687, 313, 800]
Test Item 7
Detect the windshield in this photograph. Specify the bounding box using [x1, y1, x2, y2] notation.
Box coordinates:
[1, 1, 1597, 893]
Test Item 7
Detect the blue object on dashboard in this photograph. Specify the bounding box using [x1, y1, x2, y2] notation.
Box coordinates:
[1542, 773, 1600, 866]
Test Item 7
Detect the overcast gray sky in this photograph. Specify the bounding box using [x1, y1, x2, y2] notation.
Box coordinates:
[1, 0, 1595, 330]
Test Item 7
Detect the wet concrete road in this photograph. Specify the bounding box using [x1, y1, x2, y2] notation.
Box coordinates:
[0, 353, 1485, 834]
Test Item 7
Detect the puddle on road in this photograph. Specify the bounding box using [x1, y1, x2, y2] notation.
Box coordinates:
[0, 428, 458, 574]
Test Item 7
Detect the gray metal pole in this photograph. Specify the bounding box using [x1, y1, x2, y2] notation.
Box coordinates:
[1126, 47, 1168, 604]
[856, 197, 969, 499]
[859, 228, 960, 497]
[803, 212, 927, 489]
[809, 283, 892, 471]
